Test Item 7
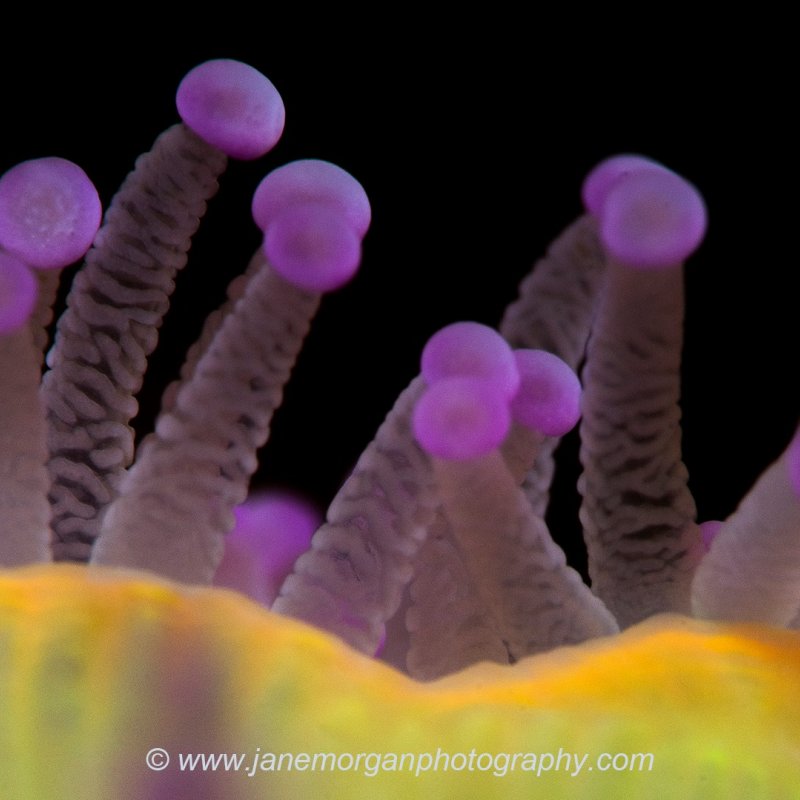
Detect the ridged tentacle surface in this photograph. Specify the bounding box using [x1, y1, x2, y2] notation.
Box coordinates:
[500, 215, 605, 516]
[41, 124, 226, 561]
[273, 377, 439, 655]
[407, 424, 557, 681]
[92, 259, 318, 583]
[430, 451, 619, 663]
[579, 260, 702, 626]
[406, 514, 511, 680]
[161, 250, 264, 413]
[30, 269, 62, 364]
[0, 326, 51, 564]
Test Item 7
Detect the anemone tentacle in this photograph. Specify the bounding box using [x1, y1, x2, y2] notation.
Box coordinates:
[92, 155, 372, 582]
[0, 254, 37, 336]
[406, 514, 511, 680]
[0, 323, 51, 565]
[41, 60, 286, 563]
[405, 350, 615, 679]
[273, 376, 440, 655]
[430, 450, 619, 655]
[409, 365, 619, 663]
[578, 170, 707, 626]
[0, 156, 101, 566]
[499, 214, 606, 516]
[160, 249, 265, 413]
[92, 254, 320, 583]
[41, 124, 228, 562]
[692, 428, 800, 624]
[30, 270, 62, 365]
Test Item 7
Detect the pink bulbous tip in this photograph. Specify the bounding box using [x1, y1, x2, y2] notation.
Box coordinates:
[176, 59, 285, 160]
[252, 159, 371, 237]
[699, 520, 724, 552]
[421, 321, 520, 400]
[599, 169, 708, 269]
[0, 157, 101, 270]
[787, 429, 800, 499]
[412, 377, 511, 461]
[213, 490, 321, 607]
[510, 349, 581, 436]
[264, 202, 362, 292]
[581, 154, 668, 216]
[0, 252, 37, 334]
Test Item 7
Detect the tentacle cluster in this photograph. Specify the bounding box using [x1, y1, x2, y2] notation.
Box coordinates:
[0, 63, 797, 691]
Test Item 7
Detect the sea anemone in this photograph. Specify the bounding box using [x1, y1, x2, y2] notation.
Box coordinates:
[0, 56, 798, 799]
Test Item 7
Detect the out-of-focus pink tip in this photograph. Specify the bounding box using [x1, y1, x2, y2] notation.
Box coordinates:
[510, 349, 581, 436]
[599, 169, 707, 269]
[581, 154, 668, 216]
[421, 321, 520, 400]
[213, 490, 321, 607]
[413, 377, 511, 461]
[176, 59, 285, 160]
[264, 202, 362, 292]
[0, 157, 101, 270]
[0, 252, 37, 334]
[252, 159, 371, 237]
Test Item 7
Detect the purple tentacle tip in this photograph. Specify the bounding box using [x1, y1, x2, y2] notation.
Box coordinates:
[263, 202, 362, 292]
[176, 59, 285, 160]
[252, 159, 371, 237]
[510, 349, 581, 436]
[599, 168, 708, 269]
[421, 321, 520, 399]
[413, 377, 511, 461]
[581, 153, 668, 216]
[0, 252, 37, 334]
[213, 491, 320, 606]
[0, 157, 100, 270]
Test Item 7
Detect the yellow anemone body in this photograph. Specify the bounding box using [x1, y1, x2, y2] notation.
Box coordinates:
[0, 565, 798, 798]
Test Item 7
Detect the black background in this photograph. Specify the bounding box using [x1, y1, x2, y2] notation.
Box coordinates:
[2, 19, 795, 573]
